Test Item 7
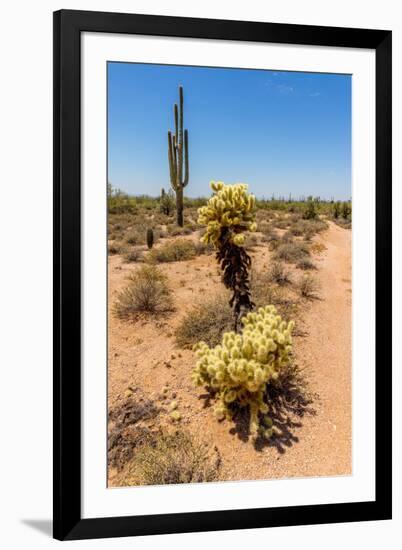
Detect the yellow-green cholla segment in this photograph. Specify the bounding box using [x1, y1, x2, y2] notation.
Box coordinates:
[192, 305, 294, 435]
[197, 182, 257, 246]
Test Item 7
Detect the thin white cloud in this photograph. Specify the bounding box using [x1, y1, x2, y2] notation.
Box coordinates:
[276, 84, 294, 95]
[309, 91, 321, 97]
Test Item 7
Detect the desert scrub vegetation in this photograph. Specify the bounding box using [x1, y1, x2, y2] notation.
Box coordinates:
[296, 258, 317, 271]
[175, 293, 234, 349]
[192, 305, 295, 438]
[249, 270, 299, 323]
[274, 242, 310, 263]
[113, 265, 173, 318]
[108, 393, 160, 470]
[148, 239, 196, 263]
[299, 273, 320, 298]
[108, 242, 127, 255]
[123, 249, 143, 263]
[119, 430, 220, 485]
[268, 262, 291, 286]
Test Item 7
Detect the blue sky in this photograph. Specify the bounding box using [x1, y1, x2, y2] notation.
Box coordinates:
[108, 62, 351, 200]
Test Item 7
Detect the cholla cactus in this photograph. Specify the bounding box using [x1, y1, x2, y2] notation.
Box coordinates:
[198, 182, 257, 246]
[192, 305, 294, 437]
[198, 182, 257, 331]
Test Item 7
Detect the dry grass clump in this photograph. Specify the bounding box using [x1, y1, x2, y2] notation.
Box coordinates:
[193, 241, 214, 256]
[114, 265, 173, 318]
[119, 430, 220, 486]
[310, 242, 327, 255]
[268, 262, 291, 286]
[296, 258, 317, 271]
[281, 231, 294, 244]
[123, 249, 143, 263]
[299, 274, 320, 298]
[125, 231, 145, 246]
[148, 239, 196, 263]
[175, 293, 233, 348]
[250, 270, 299, 322]
[262, 231, 280, 249]
[108, 242, 126, 255]
[167, 225, 193, 236]
[273, 218, 290, 230]
[274, 242, 310, 263]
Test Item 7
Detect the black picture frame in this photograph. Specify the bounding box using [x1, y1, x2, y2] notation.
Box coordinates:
[53, 9, 392, 541]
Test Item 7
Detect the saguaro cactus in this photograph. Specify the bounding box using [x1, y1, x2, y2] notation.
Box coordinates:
[146, 228, 154, 250]
[167, 86, 189, 227]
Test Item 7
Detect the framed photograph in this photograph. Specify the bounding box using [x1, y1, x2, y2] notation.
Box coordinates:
[53, 9, 392, 541]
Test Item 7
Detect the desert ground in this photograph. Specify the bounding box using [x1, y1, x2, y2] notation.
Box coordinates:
[107, 201, 351, 486]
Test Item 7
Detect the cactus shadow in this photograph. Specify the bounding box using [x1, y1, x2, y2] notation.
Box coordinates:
[230, 363, 318, 452]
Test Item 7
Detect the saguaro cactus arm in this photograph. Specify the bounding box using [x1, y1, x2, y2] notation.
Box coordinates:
[183, 129, 189, 186]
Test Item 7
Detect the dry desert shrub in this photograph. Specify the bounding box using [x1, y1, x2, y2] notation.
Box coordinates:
[268, 262, 292, 286]
[296, 258, 317, 271]
[310, 242, 327, 255]
[175, 293, 234, 348]
[250, 270, 299, 322]
[119, 430, 220, 486]
[123, 249, 143, 263]
[148, 239, 196, 263]
[274, 242, 310, 263]
[262, 231, 280, 249]
[299, 273, 320, 298]
[108, 241, 126, 255]
[113, 265, 173, 318]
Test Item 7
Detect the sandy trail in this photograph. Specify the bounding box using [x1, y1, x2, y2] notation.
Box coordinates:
[108, 221, 351, 484]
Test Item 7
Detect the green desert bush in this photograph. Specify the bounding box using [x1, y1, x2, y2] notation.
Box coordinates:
[192, 305, 294, 437]
[148, 239, 196, 263]
[114, 265, 173, 318]
[303, 199, 317, 220]
[299, 274, 320, 298]
[268, 262, 291, 286]
[175, 294, 234, 348]
[274, 242, 310, 263]
[120, 430, 219, 486]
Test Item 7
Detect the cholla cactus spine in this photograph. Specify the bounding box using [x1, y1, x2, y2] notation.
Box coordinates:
[192, 305, 294, 436]
[168, 85, 189, 227]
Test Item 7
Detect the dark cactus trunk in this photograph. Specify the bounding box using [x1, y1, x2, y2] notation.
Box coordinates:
[176, 187, 184, 227]
[216, 227, 254, 332]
